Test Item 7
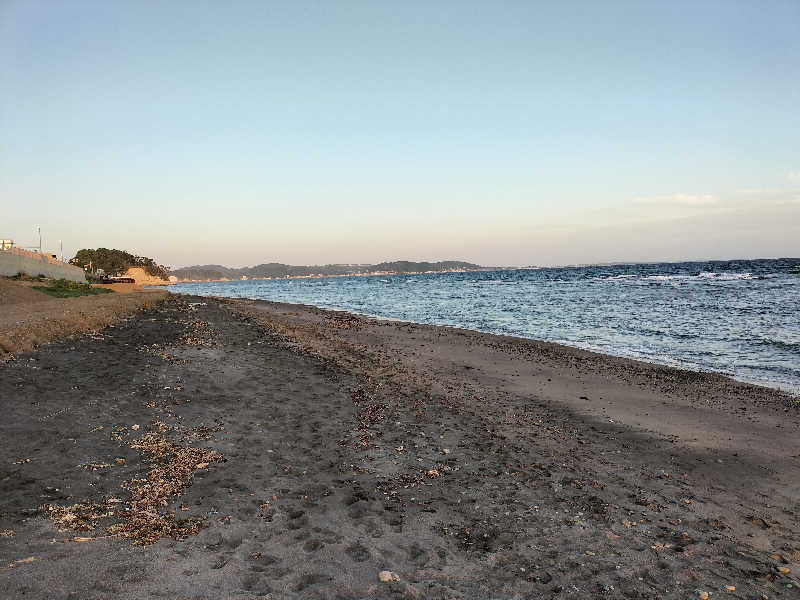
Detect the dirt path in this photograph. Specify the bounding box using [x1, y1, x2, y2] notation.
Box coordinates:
[1, 295, 798, 599]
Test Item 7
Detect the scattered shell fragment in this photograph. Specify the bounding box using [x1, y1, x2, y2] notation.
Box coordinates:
[379, 570, 400, 583]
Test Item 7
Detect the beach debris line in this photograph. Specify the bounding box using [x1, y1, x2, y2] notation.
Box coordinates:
[41, 501, 115, 532]
[108, 433, 225, 545]
[138, 342, 188, 365]
[327, 312, 363, 330]
[349, 381, 390, 448]
[39, 433, 224, 545]
[94, 311, 226, 546]
[174, 319, 217, 348]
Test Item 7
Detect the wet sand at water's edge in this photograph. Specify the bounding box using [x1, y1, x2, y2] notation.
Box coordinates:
[1, 294, 799, 599]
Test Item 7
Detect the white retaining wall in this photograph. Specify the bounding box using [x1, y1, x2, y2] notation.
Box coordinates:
[0, 251, 87, 282]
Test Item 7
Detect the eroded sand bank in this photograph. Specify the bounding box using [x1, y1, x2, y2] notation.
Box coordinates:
[0, 278, 168, 359]
[1, 295, 798, 599]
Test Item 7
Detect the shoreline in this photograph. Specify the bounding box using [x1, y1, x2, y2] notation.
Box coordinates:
[2, 293, 799, 598]
[225, 295, 799, 423]
[179, 290, 800, 398]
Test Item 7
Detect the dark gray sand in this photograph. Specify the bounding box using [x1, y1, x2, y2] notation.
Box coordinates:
[1, 295, 799, 599]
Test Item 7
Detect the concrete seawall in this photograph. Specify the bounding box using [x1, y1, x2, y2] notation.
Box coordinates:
[0, 251, 87, 282]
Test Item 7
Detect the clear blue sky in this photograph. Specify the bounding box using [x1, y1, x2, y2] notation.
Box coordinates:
[1, 0, 798, 267]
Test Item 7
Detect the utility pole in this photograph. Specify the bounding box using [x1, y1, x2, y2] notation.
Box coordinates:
[38, 226, 41, 253]
[60, 240, 63, 262]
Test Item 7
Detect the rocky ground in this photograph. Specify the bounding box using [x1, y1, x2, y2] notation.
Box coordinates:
[1, 294, 798, 599]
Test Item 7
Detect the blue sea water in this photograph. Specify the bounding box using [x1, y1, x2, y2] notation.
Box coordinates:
[165, 258, 800, 394]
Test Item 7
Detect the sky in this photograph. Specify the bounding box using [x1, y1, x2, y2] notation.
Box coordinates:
[1, 0, 799, 268]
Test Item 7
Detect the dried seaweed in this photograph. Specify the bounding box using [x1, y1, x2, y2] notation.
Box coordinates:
[109, 434, 224, 545]
[40, 502, 114, 532]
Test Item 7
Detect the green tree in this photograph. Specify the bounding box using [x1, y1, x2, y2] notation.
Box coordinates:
[70, 248, 168, 279]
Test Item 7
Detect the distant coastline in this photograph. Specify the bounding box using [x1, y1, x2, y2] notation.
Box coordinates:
[168, 260, 507, 283]
[167, 256, 800, 283]
[171, 268, 502, 283]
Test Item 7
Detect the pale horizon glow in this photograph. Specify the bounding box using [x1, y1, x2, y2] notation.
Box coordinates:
[1, 1, 799, 269]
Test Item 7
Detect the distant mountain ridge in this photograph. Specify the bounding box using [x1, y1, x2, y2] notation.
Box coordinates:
[170, 260, 484, 281]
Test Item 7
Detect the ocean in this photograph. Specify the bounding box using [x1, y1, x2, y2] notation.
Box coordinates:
[164, 258, 800, 395]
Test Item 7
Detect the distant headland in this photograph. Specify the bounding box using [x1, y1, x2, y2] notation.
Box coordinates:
[169, 261, 496, 282]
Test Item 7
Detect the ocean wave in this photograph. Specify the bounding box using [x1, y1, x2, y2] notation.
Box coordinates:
[643, 274, 693, 281]
[638, 272, 759, 283]
[752, 336, 800, 351]
[699, 271, 758, 280]
[591, 274, 637, 281]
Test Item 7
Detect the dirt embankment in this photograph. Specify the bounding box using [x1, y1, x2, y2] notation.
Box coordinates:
[123, 267, 172, 286]
[0, 278, 168, 359]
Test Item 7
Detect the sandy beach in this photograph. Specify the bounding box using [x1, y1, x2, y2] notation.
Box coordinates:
[1, 293, 798, 599]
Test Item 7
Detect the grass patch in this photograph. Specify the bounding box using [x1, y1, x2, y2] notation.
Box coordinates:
[11, 272, 46, 282]
[33, 279, 112, 298]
